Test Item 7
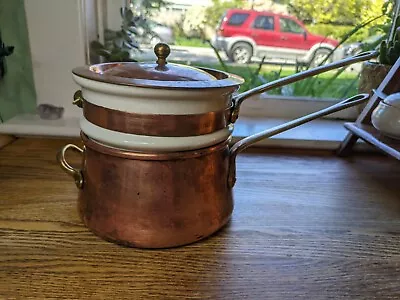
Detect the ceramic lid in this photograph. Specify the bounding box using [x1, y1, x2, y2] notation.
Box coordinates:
[383, 92, 400, 109]
[72, 43, 244, 89]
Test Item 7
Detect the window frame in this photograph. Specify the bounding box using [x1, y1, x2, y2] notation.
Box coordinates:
[23, 0, 360, 125]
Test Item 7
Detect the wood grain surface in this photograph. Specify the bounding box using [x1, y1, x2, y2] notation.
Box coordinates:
[1, 138, 400, 299]
[0, 135, 15, 150]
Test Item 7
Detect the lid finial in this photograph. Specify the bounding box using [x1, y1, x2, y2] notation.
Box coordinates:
[154, 43, 170, 70]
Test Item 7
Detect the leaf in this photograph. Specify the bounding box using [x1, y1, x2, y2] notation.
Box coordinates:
[379, 40, 390, 64]
[127, 40, 139, 49]
[114, 37, 124, 49]
[206, 39, 229, 72]
[125, 9, 133, 22]
[90, 40, 104, 51]
[128, 26, 139, 35]
[94, 48, 111, 59]
[120, 51, 131, 61]
[104, 29, 118, 41]
[111, 48, 120, 55]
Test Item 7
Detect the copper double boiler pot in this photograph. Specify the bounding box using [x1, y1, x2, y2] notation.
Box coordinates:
[58, 44, 377, 248]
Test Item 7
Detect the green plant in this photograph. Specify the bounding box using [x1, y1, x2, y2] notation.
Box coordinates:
[0, 30, 14, 79]
[306, 24, 372, 43]
[290, 14, 385, 99]
[91, 2, 165, 63]
[175, 36, 208, 48]
[207, 39, 285, 93]
[379, 15, 400, 65]
[203, 0, 244, 29]
[91, 7, 141, 62]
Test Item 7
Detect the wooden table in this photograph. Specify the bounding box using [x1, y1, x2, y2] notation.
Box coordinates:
[1, 138, 400, 299]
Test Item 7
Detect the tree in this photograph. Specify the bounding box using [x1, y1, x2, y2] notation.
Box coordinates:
[288, 0, 386, 26]
[204, 0, 246, 29]
[129, 0, 166, 16]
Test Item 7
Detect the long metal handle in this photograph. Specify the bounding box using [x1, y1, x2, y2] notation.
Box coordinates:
[227, 93, 370, 187]
[56, 144, 84, 189]
[230, 50, 378, 122]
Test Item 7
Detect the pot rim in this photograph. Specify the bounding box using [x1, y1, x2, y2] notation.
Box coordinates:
[72, 65, 244, 90]
[81, 132, 231, 161]
[378, 100, 400, 111]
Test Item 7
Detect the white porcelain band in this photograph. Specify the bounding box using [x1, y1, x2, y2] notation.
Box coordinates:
[80, 117, 234, 152]
[73, 75, 233, 115]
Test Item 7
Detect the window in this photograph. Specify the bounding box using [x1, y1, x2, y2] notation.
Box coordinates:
[2, 0, 366, 147]
[253, 15, 274, 31]
[279, 17, 304, 34]
[227, 13, 249, 26]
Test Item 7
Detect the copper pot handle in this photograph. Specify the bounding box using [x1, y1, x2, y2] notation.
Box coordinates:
[227, 93, 370, 187]
[230, 50, 379, 123]
[57, 144, 84, 189]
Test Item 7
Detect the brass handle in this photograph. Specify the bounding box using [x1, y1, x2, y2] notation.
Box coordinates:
[154, 43, 170, 70]
[227, 93, 371, 188]
[73, 90, 83, 108]
[57, 144, 84, 189]
[230, 50, 379, 123]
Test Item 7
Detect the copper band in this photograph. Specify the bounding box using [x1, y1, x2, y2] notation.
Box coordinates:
[83, 100, 232, 137]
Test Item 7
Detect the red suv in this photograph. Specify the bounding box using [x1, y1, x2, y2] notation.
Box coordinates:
[212, 9, 339, 65]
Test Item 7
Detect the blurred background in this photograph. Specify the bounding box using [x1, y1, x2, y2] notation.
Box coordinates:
[0, 0, 396, 134]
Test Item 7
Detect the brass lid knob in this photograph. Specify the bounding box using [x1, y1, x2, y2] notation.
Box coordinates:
[154, 43, 170, 70]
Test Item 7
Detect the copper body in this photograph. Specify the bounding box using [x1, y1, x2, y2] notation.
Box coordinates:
[77, 133, 232, 248]
[59, 94, 371, 248]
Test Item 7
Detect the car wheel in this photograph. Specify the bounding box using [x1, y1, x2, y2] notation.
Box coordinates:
[310, 48, 333, 67]
[230, 43, 253, 64]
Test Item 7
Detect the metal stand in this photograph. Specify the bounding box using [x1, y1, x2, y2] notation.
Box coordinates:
[338, 56, 400, 159]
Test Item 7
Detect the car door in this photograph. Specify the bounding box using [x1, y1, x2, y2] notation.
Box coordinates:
[277, 16, 310, 60]
[250, 14, 281, 47]
[250, 14, 286, 59]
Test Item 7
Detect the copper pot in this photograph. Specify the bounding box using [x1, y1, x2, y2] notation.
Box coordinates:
[57, 45, 376, 248]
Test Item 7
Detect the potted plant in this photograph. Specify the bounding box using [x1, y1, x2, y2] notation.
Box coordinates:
[0, 30, 14, 79]
[90, 4, 163, 63]
[358, 1, 400, 97]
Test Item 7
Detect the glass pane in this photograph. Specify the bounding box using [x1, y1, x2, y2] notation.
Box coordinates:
[280, 18, 304, 34]
[227, 13, 250, 26]
[253, 16, 275, 31]
[0, 0, 36, 122]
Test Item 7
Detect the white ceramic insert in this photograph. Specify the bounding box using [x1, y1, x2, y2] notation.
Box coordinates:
[371, 102, 400, 139]
[73, 75, 236, 115]
[75, 75, 236, 115]
[80, 117, 234, 152]
[382, 92, 400, 109]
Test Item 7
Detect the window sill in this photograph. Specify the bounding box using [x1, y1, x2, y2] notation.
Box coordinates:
[0, 114, 370, 151]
